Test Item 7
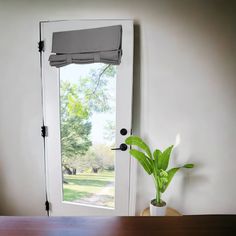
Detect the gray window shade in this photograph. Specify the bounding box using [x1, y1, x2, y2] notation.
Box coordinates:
[49, 25, 122, 68]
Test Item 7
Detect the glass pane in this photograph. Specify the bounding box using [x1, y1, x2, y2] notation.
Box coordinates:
[59, 63, 116, 208]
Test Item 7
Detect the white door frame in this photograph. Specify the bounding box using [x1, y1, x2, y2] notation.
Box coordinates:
[40, 19, 137, 216]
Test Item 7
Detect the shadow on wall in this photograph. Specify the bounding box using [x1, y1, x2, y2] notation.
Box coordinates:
[0, 161, 15, 215]
[170, 150, 208, 212]
[162, 0, 236, 75]
[132, 23, 141, 136]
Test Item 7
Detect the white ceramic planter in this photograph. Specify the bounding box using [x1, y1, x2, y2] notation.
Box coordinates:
[150, 199, 167, 216]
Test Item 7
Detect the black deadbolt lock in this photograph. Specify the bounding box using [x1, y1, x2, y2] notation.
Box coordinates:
[120, 128, 128, 136]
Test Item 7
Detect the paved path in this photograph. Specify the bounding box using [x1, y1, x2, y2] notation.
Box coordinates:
[74, 181, 115, 207]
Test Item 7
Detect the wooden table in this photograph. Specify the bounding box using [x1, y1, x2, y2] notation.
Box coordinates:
[0, 215, 236, 236]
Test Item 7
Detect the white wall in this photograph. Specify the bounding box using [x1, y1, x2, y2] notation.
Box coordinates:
[0, 0, 235, 215]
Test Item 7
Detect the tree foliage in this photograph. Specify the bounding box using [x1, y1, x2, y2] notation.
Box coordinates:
[60, 64, 116, 173]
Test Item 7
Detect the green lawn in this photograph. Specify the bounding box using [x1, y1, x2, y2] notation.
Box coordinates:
[63, 172, 115, 208]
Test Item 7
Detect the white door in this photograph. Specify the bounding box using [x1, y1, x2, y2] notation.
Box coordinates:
[40, 20, 134, 216]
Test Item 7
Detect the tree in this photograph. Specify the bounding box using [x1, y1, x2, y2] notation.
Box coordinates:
[80, 144, 115, 173]
[60, 64, 116, 174]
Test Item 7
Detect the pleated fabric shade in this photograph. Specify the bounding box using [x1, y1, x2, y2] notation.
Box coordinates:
[49, 25, 122, 68]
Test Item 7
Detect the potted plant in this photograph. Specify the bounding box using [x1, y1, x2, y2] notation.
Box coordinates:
[125, 136, 194, 216]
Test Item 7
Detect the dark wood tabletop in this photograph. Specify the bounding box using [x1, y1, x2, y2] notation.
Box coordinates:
[0, 215, 235, 236]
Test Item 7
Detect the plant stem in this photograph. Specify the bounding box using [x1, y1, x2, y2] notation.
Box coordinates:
[156, 186, 161, 205]
[155, 177, 161, 205]
[153, 175, 161, 205]
[153, 167, 161, 205]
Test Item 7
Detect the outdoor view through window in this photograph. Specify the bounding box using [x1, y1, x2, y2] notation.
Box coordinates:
[60, 63, 116, 208]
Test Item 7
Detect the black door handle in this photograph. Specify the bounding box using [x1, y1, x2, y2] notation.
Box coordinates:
[111, 143, 128, 151]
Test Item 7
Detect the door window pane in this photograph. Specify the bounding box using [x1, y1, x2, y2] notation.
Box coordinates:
[59, 64, 116, 208]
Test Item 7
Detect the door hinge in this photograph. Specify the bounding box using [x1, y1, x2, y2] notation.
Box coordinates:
[41, 126, 48, 137]
[45, 200, 50, 213]
[38, 40, 44, 52]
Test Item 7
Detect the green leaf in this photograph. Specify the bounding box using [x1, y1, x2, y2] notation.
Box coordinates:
[125, 136, 152, 159]
[160, 163, 194, 193]
[153, 149, 162, 171]
[153, 149, 162, 160]
[157, 153, 164, 169]
[161, 145, 174, 170]
[160, 169, 168, 177]
[129, 149, 153, 175]
[183, 163, 194, 168]
[160, 167, 180, 193]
